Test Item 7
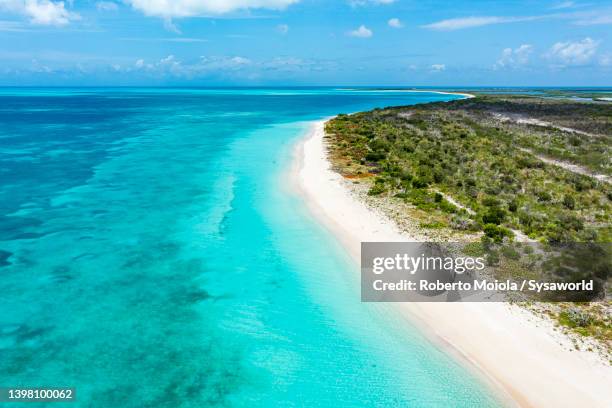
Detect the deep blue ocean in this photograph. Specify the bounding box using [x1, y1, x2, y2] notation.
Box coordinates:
[0, 88, 501, 407]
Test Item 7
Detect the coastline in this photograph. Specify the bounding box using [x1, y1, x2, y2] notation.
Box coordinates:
[292, 119, 612, 408]
[342, 89, 476, 99]
[403, 90, 476, 99]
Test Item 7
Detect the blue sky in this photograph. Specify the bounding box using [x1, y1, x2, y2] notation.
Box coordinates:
[0, 0, 611, 86]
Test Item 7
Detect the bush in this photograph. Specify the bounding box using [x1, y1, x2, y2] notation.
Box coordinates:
[467, 187, 479, 199]
[500, 245, 520, 260]
[365, 151, 386, 162]
[485, 249, 500, 266]
[368, 184, 386, 196]
[518, 211, 534, 227]
[558, 213, 584, 231]
[450, 215, 474, 230]
[400, 171, 413, 182]
[412, 178, 429, 189]
[483, 223, 513, 243]
[562, 194, 576, 210]
[482, 197, 500, 207]
[420, 221, 447, 229]
[508, 199, 518, 213]
[438, 199, 457, 213]
[482, 207, 506, 225]
[562, 308, 592, 328]
[536, 191, 552, 202]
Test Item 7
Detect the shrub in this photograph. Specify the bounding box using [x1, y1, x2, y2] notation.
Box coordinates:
[412, 178, 429, 189]
[500, 245, 520, 260]
[482, 207, 506, 225]
[562, 308, 592, 328]
[450, 215, 474, 230]
[536, 191, 552, 202]
[482, 197, 500, 207]
[508, 199, 518, 213]
[420, 221, 447, 229]
[518, 211, 534, 227]
[558, 213, 584, 231]
[365, 151, 386, 162]
[485, 249, 500, 266]
[438, 199, 457, 213]
[400, 171, 413, 182]
[562, 194, 576, 210]
[483, 223, 513, 243]
[369, 139, 390, 151]
[368, 184, 386, 196]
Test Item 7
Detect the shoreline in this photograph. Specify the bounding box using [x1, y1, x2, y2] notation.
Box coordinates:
[339, 88, 476, 99]
[404, 90, 476, 99]
[292, 119, 612, 408]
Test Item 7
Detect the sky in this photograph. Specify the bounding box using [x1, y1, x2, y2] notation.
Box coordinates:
[0, 0, 611, 86]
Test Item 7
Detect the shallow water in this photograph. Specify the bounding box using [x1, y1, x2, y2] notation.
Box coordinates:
[0, 88, 501, 407]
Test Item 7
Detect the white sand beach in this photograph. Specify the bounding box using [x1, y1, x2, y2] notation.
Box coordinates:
[293, 120, 612, 408]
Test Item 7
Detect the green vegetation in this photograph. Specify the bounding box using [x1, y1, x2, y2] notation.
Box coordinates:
[327, 94, 612, 357]
[327, 95, 612, 243]
[555, 303, 611, 355]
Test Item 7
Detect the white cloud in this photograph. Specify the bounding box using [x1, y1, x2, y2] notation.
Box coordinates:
[0, 0, 80, 26]
[573, 15, 612, 25]
[125, 0, 299, 18]
[154, 54, 326, 77]
[388, 18, 402, 28]
[600, 53, 612, 66]
[31, 59, 52, 73]
[545, 37, 599, 66]
[159, 54, 179, 65]
[163, 18, 181, 33]
[431, 64, 445, 72]
[4, 52, 333, 80]
[494, 44, 533, 69]
[277, 23, 289, 34]
[348, 25, 373, 38]
[424, 10, 612, 31]
[96, 2, 119, 11]
[228, 56, 251, 65]
[423, 15, 538, 31]
[263, 56, 301, 67]
[132, 55, 252, 75]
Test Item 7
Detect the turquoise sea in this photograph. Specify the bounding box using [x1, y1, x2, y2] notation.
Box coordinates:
[0, 88, 501, 407]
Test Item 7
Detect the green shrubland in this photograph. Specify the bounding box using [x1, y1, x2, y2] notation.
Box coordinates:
[326, 95, 611, 243]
